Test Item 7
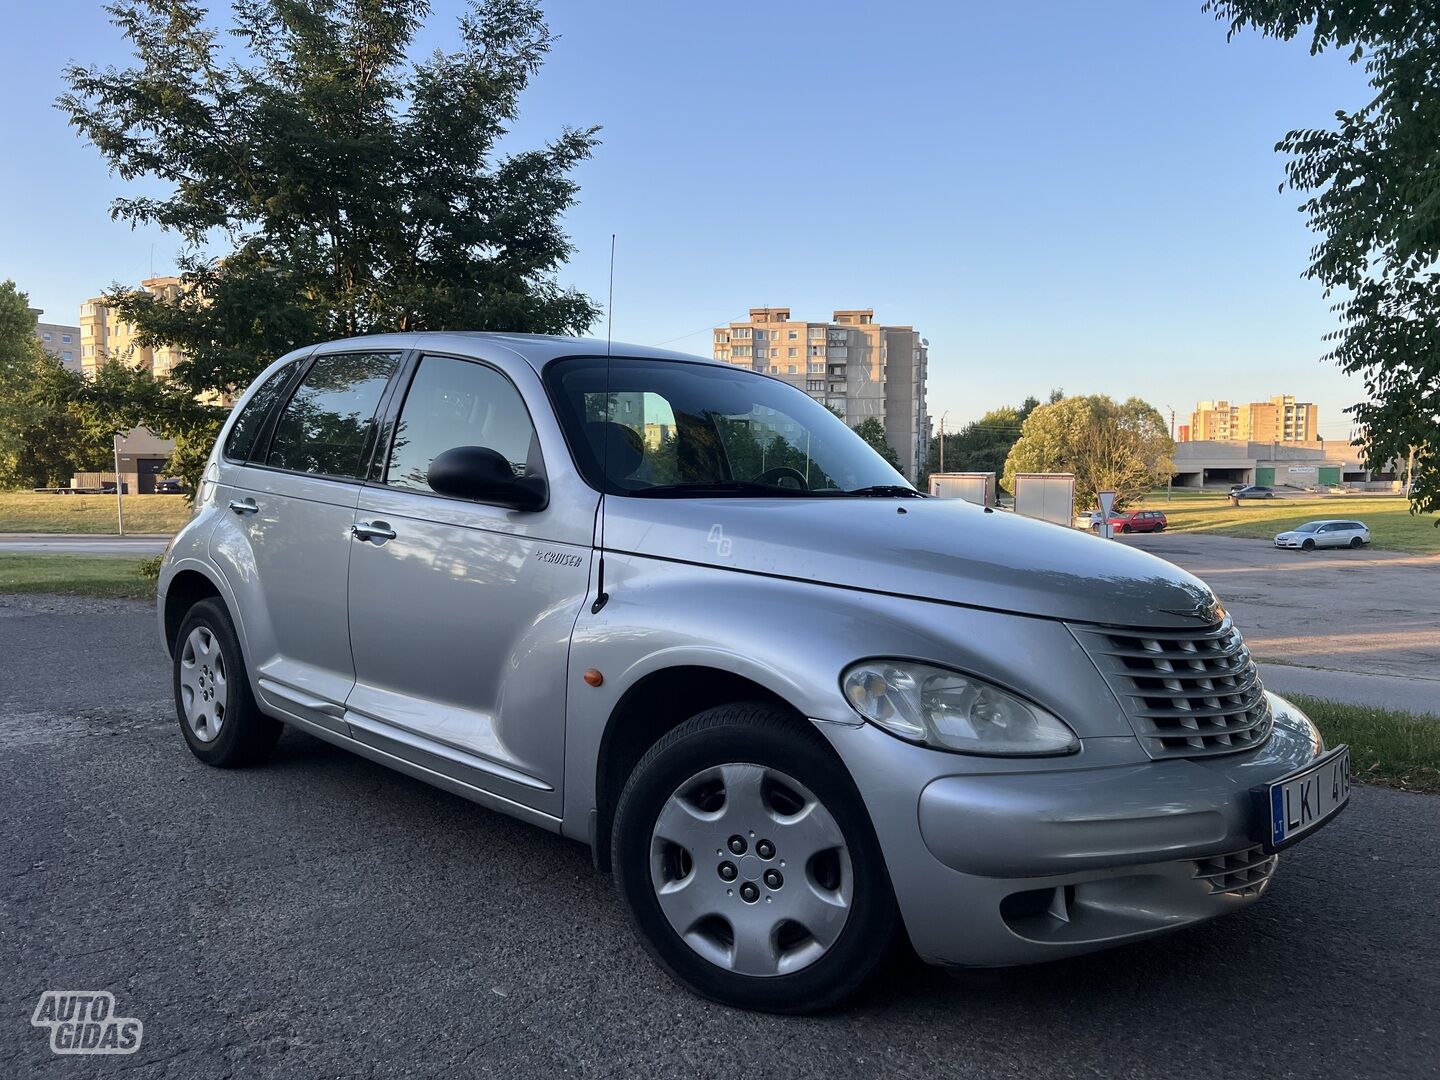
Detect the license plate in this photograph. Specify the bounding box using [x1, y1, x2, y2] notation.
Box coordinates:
[1259, 746, 1350, 852]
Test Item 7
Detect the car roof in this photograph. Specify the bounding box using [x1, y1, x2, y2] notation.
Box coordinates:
[307, 331, 724, 373]
[1295, 519, 1362, 526]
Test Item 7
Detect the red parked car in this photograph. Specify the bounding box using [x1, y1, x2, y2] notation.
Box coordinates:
[1092, 509, 1167, 534]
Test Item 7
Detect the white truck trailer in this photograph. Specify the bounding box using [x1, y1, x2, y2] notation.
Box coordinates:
[1012, 472, 1076, 528]
[927, 471, 995, 506]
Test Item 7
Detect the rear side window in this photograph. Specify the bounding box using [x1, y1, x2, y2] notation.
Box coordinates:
[266, 351, 400, 479]
[224, 361, 299, 461]
[384, 355, 540, 494]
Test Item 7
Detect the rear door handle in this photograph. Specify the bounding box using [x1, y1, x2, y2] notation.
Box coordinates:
[228, 498, 258, 515]
[351, 520, 396, 543]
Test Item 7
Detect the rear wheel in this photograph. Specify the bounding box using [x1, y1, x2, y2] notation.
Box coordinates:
[173, 598, 281, 767]
[1154, 523, 1166, 532]
[1350, 536, 1364, 549]
[612, 704, 899, 1013]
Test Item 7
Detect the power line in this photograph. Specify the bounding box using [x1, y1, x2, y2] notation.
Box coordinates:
[651, 322, 728, 347]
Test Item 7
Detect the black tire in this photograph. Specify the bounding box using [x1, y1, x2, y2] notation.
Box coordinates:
[1301, 538, 1316, 551]
[1120, 524, 1132, 534]
[611, 703, 900, 1013]
[172, 598, 281, 767]
[1154, 523, 1166, 532]
[1350, 536, 1364, 549]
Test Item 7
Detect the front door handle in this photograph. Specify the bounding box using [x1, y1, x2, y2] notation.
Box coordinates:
[228, 498, 258, 516]
[351, 520, 397, 544]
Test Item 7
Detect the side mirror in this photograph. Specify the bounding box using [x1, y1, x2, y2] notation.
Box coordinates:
[427, 446, 546, 510]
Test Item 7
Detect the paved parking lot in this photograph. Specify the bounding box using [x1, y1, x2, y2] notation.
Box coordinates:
[1126, 533, 1440, 714]
[1, 594, 1437, 1079]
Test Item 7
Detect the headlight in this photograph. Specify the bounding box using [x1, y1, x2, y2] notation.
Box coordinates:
[841, 660, 1079, 756]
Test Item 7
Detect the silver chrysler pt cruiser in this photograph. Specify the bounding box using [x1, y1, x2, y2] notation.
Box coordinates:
[157, 333, 1349, 1012]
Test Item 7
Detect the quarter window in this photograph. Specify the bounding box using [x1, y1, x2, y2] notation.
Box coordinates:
[266, 352, 399, 478]
[224, 359, 301, 461]
[385, 355, 540, 495]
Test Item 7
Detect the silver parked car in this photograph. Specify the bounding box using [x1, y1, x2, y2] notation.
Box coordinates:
[157, 334, 1349, 1013]
[1274, 519, 1371, 551]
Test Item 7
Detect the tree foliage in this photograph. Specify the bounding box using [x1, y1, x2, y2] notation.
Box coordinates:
[60, 0, 600, 489]
[0, 282, 112, 489]
[1206, 1, 1440, 518]
[925, 390, 1061, 489]
[850, 417, 901, 471]
[1003, 395, 1174, 510]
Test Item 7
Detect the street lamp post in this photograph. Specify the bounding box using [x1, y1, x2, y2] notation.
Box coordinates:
[112, 433, 125, 537]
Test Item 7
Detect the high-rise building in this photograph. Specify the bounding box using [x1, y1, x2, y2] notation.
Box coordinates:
[80, 275, 189, 380]
[1191, 400, 1240, 441]
[713, 307, 929, 481]
[29, 307, 82, 373]
[1190, 396, 1319, 444]
[1239, 395, 1318, 443]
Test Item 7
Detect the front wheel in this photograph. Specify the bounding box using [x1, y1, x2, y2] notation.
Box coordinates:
[1120, 524, 1132, 534]
[173, 598, 281, 767]
[611, 704, 899, 1013]
[1301, 538, 1316, 552]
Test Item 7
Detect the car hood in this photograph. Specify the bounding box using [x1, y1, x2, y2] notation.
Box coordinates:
[604, 496, 1220, 628]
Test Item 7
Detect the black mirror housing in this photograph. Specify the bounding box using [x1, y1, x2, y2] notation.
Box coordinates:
[427, 446, 546, 510]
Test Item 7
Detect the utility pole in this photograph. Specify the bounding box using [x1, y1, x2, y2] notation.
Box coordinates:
[1165, 406, 1175, 502]
[938, 414, 945, 474]
[112, 433, 125, 536]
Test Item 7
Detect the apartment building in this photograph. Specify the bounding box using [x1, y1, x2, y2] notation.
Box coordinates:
[1190, 401, 1240, 442]
[1188, 395, 1319, 444]
[29, 307, 82, 372]
[1241, 395, 1318, 443]
[714, 307, 929, 481]
[80, 275, 188, 379]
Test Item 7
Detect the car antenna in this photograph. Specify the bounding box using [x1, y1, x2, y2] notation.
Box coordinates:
[591, 233, 616, 615]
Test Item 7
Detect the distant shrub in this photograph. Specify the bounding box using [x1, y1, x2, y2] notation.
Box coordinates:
[137, 555, 163, 584]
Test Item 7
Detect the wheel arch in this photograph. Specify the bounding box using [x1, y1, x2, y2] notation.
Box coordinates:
[590, 664, 813, 873]
[162, 566, 227, 658]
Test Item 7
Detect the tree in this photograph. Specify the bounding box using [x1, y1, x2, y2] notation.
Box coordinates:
[1205, 2, 1440, 519]
[1003, 395, 1174, 510]
[60, 0, 601, 489]
[851, 417, 901, 471]
[924, 390, 1061, 489]
[0, 281, 111, 489]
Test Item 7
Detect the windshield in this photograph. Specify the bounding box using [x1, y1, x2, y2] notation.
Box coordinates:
[1294, 522, 1323, 533]
[544, 357, 914, 497]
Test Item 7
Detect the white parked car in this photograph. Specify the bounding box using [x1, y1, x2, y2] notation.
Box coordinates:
[1274, 520, 1371, 551]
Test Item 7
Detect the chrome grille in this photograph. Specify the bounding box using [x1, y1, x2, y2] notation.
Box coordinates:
[1072, 615, 1273, 759]
[1193, 845, 1278, 898]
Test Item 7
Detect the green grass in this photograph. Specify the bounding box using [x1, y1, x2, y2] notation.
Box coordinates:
[1290, 695, 1440, 795]
[1136, 491, 1439, 553]
[0, 491, 191, 535]
[0, 554, 158, 600]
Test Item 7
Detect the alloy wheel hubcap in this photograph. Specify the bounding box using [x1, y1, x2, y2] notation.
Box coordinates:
[179, 626, 227, 743]
[649, 763, 852, 977]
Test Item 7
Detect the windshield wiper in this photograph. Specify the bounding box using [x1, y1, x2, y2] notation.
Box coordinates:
[839, 485, 927, 498]
[626, 481, 813, 498]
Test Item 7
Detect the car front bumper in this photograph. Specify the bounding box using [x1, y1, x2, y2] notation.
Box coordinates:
[812, 694, 1332, 967]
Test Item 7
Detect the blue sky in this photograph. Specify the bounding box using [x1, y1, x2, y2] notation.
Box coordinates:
[1, 0, 1372, 439]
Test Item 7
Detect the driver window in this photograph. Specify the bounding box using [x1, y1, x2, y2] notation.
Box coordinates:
[386, 356, 539, 494]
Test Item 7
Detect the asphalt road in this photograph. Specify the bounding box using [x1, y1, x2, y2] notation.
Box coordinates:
[1, 594, 1437, 1079]
[0, 534, 170, 555]
[1125, 533, 1440, 714]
